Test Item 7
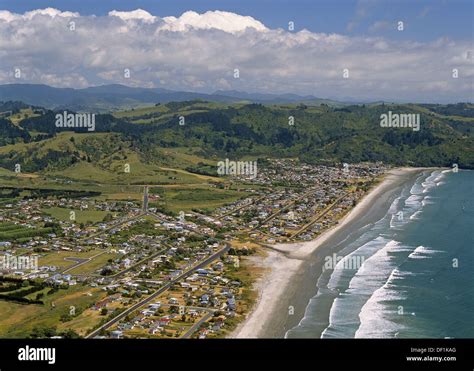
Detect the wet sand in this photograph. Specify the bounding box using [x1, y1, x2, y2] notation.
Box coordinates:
[231, 167, 427, 338]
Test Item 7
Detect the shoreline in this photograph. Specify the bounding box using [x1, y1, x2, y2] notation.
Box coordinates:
[231, 167, 432, 338]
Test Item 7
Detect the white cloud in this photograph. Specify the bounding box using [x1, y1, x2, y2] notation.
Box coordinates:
[0, 8, 472, 102]
[0, 7, 79, 22]
[108, 9, 156, 23]
[160, 10, 267, 33]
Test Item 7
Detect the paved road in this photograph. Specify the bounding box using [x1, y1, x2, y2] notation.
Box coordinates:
[143, 186, 148, 212]
[155, 303, 216, 339]
[62, 252, 105, 274]
[252, 188, 318, 230]
[292, 192, 348, 238]
[85, 244, 230, 338]
[80, 212, 146, 241]
[181, 312, 213, 339]
[106, 245, 169, 279]
[145, 211, 207, 238]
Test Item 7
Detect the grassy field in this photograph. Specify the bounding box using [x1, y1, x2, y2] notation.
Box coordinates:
[57, 299, 125, 336]
[0, 129, 225, 188]
[0, 285, 106, 338]
[0, 166, 15, 176]
[159, 186, 247, 212]
[0, 222, 53, 242]
[41, 207, 111, 223]
[0, 132, 110, 156]
[157, 146, 216, 165]
[0, 171, 146, 200]
[38, 249, 106, 269]
[112, 101, 237, 125]
[66, 251, 121, 275]
[112, 105, 170, 119]
[7, 108, 41, 125]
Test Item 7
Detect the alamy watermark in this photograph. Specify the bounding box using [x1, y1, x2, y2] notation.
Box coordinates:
[18, 345, 55, 365]
[324, 253, 365, 270]
[217, 159, 258, 179]
[55, 111, 96, 132]
[380, 111, 420, 132]
[0, 255, 38, 271]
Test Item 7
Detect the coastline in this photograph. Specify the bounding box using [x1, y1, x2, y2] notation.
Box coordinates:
[231, 167, 430, 338]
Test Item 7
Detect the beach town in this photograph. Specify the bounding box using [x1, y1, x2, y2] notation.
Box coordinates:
[0, 159, 394, 339]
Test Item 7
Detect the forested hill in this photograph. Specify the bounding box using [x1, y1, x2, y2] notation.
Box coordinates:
[0, 100, 473, 172]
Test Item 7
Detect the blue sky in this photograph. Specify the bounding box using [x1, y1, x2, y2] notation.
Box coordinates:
[0, 1, 472, 102]
[1, 0, 472, 41]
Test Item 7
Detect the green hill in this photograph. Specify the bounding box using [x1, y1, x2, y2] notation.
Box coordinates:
[0, 101, 472, 178]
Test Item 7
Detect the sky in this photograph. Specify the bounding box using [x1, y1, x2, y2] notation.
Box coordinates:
[0, 0, 472, 102]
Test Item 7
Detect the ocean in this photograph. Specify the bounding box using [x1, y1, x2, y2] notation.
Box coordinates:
[286, 169, 474, 338]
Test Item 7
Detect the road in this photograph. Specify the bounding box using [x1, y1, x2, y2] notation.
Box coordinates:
[106, 245, 169, 279]
[154, 303, 216, 339]
[143, 186, 148, 212]
[291, 193, 348, 238]
[220, 194, 267, 217]
[145, 211, 207, 238]
[85, 244, 230, 338]
[62, 252, 105, 274]
[79, 212, 146, 241]
[252, 188, 319, 230]
[181, 312, 213, 339]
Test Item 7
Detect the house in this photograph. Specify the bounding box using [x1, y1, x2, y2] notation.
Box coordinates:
[168, 297, 179, 305]
[148, 303, 161, 310]
[188, 310, 199, 318]
[196, 269, 209, 276]
[149, 326, 163, 335]
[186, 274, 199, 282]
[213, 262, 224, 271]
[122, 258, 132, 268]
[227, 297, 236, 311]
[110, 330, 123, 339]
[200, 294, 210, 305]
[158, 317, 171, 327]
[212, 322, 223, 331]
[212, 317, 225, 331]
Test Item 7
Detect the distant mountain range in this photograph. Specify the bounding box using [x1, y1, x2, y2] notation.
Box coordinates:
[0, 84, 345, 112]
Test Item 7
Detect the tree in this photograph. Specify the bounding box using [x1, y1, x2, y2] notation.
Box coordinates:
[61, 329, 80, 339]
[100, 266, 114, 276]
[30, 326, 57, 339]
[102, 213, 113, 222]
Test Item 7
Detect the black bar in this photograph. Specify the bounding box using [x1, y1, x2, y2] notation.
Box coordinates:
[0, 339, 472, 369]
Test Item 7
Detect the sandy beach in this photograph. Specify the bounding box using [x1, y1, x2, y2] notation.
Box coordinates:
[231, 167, 428, 338]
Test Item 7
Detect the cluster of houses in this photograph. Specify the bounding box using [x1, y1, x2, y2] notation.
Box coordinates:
[104, 262, 241, 338]
[0, 159, 389, 339]
[212, 160, 387, 243]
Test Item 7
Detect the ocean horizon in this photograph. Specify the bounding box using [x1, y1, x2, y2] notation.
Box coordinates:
[287, 169, 474, 339]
